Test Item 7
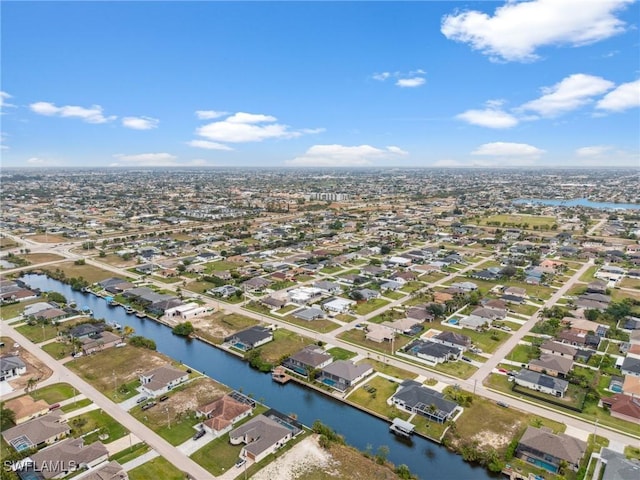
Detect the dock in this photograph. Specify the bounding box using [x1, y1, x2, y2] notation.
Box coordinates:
[271, 366, 291, 384]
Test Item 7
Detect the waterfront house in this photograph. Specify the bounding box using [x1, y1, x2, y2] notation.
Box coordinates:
[66, 323, 105, 340]
[229, 414, 293, 463]
[80, 330, 122, 355]
[283, 346, 333, 376]
[198, 395, 253, 436]
[318, 360, 373, 391]
[514, 370, 569, 397]
[225, 326, 273, 351]
[516, 426, 586, 473]
[2, 410, 70, 451]
[0, 355, 26, 381]
[391, 380, 458, 423]
[139, 365, 189, 397]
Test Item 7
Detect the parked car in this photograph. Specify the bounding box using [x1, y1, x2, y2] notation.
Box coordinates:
[141, 401, 156, 411]
[235, 458, 246, 468]
[48, 403, 61, 410]
[192, 429, 206, 440]
[159, 395, 169, 402]
[462, 356, 472, 363]
[136, 396, 148, 404]
[497, 401, 509, 408]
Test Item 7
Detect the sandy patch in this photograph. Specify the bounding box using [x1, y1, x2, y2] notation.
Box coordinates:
[471, 430, 513, 450]
[1, 336, 53, 390]
[250, 435, 336, 480]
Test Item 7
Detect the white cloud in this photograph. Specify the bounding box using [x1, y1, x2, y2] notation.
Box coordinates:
[26, 157, 46, 165]
[195, 110, 228, 120]
[1, 91, 15, 110]
[472, 142, 545, 157]
[196, 111, 321, 144]
[519, 74, 614, 117]
[187, 140, 234, 151]
[122, 116, 159, 130]
[30, 101, 116, 123]
[576, 145, 613, 157]
[456, 101, 519, 128]
[396, 77, 426, 88]
[596, 79, 640, 112]
[372, 70, 426, 88]
[441, 0, 634, 62]
[287, 144, 408, 167]
[112, 152, 178, 166]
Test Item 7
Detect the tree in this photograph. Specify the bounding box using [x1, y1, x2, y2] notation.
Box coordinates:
[122, 326, 135, 339]
[375, 445, 389, 465]
[46, 291, 67, 305]
[0, 407, 15, 430]
[172, 322, 194, 336]
[25, 377, 38, 392]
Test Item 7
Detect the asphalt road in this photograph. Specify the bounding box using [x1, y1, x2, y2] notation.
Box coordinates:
[0, 322, 215, 480]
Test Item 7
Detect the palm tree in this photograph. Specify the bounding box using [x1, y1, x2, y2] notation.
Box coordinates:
[122, 326, 135, 340]
[25, 377, 38, 393]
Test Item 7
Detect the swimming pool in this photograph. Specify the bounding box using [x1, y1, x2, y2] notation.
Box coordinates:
[526, 456, 558, 473]
[448, 317, 460, 325]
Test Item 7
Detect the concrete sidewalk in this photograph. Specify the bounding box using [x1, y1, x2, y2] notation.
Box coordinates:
[122, 449, 160, 471]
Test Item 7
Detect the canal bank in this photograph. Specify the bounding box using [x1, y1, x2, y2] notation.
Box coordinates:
[19, 274, 494, 480]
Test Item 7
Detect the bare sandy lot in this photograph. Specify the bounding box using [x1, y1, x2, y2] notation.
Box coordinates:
[1, 336, 53, 389]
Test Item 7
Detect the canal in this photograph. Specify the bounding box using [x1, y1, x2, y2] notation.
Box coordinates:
[21, 274, 493, 480]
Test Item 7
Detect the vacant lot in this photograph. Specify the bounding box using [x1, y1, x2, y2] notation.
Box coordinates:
[348, 375, 410, 420]
[284, 315, 341, 333]
[68, 408, 127, 444]
[353, 298, 390, 315]
[191, 312, 259, 344]
[257, 328, 315, 364]
[31, 383, 77, 404]
[482, 214, 556, 228]
[67, 345, 173, 401]
[0, 336, 53, 389]
[40, 262, 114, 284]
[128, 457, 185, 480]
[0, 298, 42, 320]
[337, 329, 412, 355]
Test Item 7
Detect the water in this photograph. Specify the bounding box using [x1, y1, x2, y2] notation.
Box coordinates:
[514, 198, 640, 210]
[21, 274, 493, 479]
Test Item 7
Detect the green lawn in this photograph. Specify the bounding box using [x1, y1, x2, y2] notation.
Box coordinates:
[353, 298, 390, 315]
[348, 376, 410, 420]
[60, 398, 92, 413]
[579, 265, 599, 282]
[482, 214, 556, 228]
[31, 383, 77, 403]
[204, 260, 244, 272]
[338, 329, 412, 355]
[283, 315, 341, 333]
[276, 305, 298, 314]
[128, 457, 185, 480]
[320, 265, 343, 274]
[411, 413, 448, 442]
[68, 409, 127, 444]
[109, 442, 151, 464]
[255, 328, 315, 364]
[17, 317, 92, 343]
[0, 298, 42, 320]
[382, 290, 405, 300]
[358, 358, 418, 381]
[435, 325, 509, 354]
[399, 281, 425, 294]
[430, 360, 477, 379]
[190, 433, 245, 476]
[42, 341, 71, 359]
[506, 344, 539, 364]
[326, 346, 357, 361]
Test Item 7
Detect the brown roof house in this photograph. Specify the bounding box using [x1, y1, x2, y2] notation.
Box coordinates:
[528, 354, 573, 378]
[80, 461, 128, 480]
[80, 331, 123, 355]
[4, 395, 50, 424]
[600, 394, 640, 424]
[516, 426, 586, 473]
[197, 395, 253, 436]
[139, 365, 189, 398]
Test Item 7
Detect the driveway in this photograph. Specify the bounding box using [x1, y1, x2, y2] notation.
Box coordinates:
[118, 392, 147, 411]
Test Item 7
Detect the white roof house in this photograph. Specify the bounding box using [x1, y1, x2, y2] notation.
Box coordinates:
[323, 298, 354, 313]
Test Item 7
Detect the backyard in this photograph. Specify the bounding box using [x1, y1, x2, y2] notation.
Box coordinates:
[347, 375, 410, 420]
[128, 457, 185, 480]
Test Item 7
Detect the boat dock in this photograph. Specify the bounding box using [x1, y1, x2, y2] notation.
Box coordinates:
[271, 366, 291, 384]
[389, 417, 415, 437]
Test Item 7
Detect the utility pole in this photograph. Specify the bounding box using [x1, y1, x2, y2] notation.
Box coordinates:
[166, 407, 171, 429]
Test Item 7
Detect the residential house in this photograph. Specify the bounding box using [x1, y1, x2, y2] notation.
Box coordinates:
[229, 413, 294, 463]
[431, 331, 471, 351]
[293, 307, 325, 322]
[450, 282, 478, 292]
[621, 357, 640, 377]
[225, 326, 273, 351]
[164, 303, 208, 320]
[139, 365, 189, 397]
[470, 307, 505, 321]
[594, 448, 640, 480]
[23, 302, 56, 318]
[365, 324, 395, 343]
[283, 346, 333, 376]
[622, 376, 640, 397]
[241, 277, 273, 292]
[514, 370, 569, 397]
[557, 331, 601, 349]
[80, 461, 128, 480]
[539, 340, 577, 359]
[504, 286, 527, 298]
[404, 339, 462, 364]
[600, 394, 640, 424]
[4, 395, 50, 424]
[0, 355, 26, 381]
[313, 281, 342, 295]
[528, 354, 573, 378]
[516, 426, 586, 473]
[405, 307, 434, 322]
[260, 297, 287, 309]
[198, 395, 253, 436]
[318, 360, 373, 391]
[322, 297, 354, 314]
[382, 317, 422, 336]
[80, 331, 122, 355]
[29, 438, 109, 479]
[563, 318, 610, 337]
[35, 308, 67, 322]
[209, 285, 239, 298]
[288, 287, 323, 304]
[391, 380, 458, 423]
[2, 410, 70, 451]
[352, 288, 379, 301]
[459, 314, 490, 331]
[66, 323, 105, 340]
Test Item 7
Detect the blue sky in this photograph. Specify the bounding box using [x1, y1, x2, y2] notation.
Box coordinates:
[1, 0, 639, 168]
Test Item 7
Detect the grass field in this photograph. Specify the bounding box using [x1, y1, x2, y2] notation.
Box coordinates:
[128, 457, 185, 480]
[338, 329, 412, 355]
[382, 290, 405, 300]
[23, 253, 66, 264]
[326, 346, 357, 361]
[41, 262, 115, 284]
[204, 260, 244, 272]
[42, 341, 71, 359]
[31, 383, 77, 403]
[109, 442, 151, 465]
[284, 315, 341, 333]
[256, 328, 315, 364]
[358, 358, 418, 381]
[579, 265, 599, 282]
[619, 277, 640, 289]
[411, 413, 449, 441]
[190, 434, 244, 475]
[481, 214, 556, 228]
[60, 398, 92, 413]
[433, 325, 510, 354]
[69, 408, 127, 444]
[353, 298, 390, 315]
[347, 376, 410, 420]
[17, 317, 92, 343]
[0, 298, 42, 320]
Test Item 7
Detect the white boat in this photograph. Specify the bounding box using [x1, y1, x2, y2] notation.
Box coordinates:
[389, 418, 414, 437]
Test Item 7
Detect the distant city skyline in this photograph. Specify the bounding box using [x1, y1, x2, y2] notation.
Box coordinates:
[1, 0, 639, 168]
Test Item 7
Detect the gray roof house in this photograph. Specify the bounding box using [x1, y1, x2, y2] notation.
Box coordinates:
[225, 326, 273, 351]
[229, 414, 293, 463]
[139, 365, 189, 397]
[621, 357, 640, 377]
[318, 360, 373, 391]
[293, 307, 325, 322]
[432, 331, 471, 350]
[404, 340, 462, 365]
[313, 280, 342, 294]
[516, 426, 586, 472]
[597, 448, 640, 480]
[391, 380, 458, 423]
[2, 410, 70, 451]
[528, 353, 574, 378]
[0, 355, 26, 381]
[29, 438, 109, 479]
[515, 369, 569, 397]
[539, 340, 577, 359]
[283, 346, 334, 376]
